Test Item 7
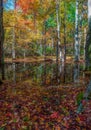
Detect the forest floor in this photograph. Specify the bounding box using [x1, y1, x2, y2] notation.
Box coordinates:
[0, 79, 91, 130]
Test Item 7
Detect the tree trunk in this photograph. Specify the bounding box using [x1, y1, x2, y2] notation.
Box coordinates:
[79, 11, 83, 61]
[75, 0, 79, 62]
[23, 49, 26, 59]
[74, 63, 79, 84]
[0, 0, 4, 65]
[0, 0, 4, 81]
[84, 28, 86, 61]
[77, 77, 91, 113]
[56, 0, 61, 62]
[12, 26, 16, 59]
[64, 2, 66, 63]
[43, 20, 46, 61]
[85, 0, 91, 70]
[33, 11, 37, 33]
[12, 63, 16, 84]
[12, 0, 16, 60]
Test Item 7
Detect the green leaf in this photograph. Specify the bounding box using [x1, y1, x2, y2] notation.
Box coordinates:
[76, 92, 84, 105]
[23, 116, 29, 122]
[13, 118, 17, 123]
[0, 127, 5, 130]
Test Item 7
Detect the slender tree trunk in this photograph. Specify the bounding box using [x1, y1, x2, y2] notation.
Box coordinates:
[64, 2, 66, 63]
[75, 0, 79, 62]
[23, 49, 26, 59]
[12, 63, 16, 84]
[39, 35, 42, 55]
[12, 26, 16, 59]
[74, 63, 79, 84]
[85, 0, 91, 70]
[12, 0, 16, 60]
[0, 0, 5, 81]
[44, 20, 46, 61]
[0, 0, 4, 65]
[51, 37, 54, 56]
[33, 11, 37, 33]
[56, 0, 61, 62]
[42, 62, 46, 86]
[84, 28, 86, 61]
[77, 76, 91, 113]
[79, 11, 83, 60]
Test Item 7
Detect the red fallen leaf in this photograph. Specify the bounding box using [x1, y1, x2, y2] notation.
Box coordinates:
[6, 112, 12, 118]
[62, 117, 69, 129]
[55, 125, 61, 130]
[82, 100, 86, 106]
[7, 104, 12, 109]
[78, 115, 86, 121]
[50, 112, 59, 119]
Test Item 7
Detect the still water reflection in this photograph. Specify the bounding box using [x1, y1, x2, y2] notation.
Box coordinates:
[0, 62, 88, 87]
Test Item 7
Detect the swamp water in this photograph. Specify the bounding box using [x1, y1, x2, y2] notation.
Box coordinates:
[0, 62, 89, 87]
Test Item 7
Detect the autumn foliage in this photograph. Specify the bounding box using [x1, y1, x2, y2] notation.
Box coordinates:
[17, 0, 38, 13]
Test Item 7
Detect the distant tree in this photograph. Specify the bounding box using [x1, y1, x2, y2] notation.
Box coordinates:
[85, 0, 91, 70]
[0, 0, 4, 65]
[0, 0, 4, 81]
[12, 0, 16, 60]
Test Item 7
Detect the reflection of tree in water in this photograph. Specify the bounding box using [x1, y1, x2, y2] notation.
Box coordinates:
[50, 62, 58, 85]
[32, 64, 43, 85]
[55, 62, 74, 85]
[51, 62, 66, 85]
[3, 62, 87, 87]
[12, 63, 16, 84]
[41, 62, 54, 86]
[42, 62, 46, 86]
[48, 62, 60, 85]
[59, 62, 66, 84]
[73, 63, 79, 84]
[0, 63, 5, 83]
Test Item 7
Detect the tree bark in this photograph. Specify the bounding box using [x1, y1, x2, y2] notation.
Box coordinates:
[44, 20, 46, 61]
[84, 28, 86, 61]
[0, 0, 5, 81]
[74, 63, 79, 84]
[85, 0, 91, 70]
[0, 0, 4, 65]
[12, 26, 16, 59]
[75, 0, 80, 62]
[64, 2, 66, 63]
[12, 0, 16, 60]
[56, 0, 61, 62]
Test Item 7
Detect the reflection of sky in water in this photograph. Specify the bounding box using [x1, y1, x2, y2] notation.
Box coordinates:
[4, 0, 15, 10]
